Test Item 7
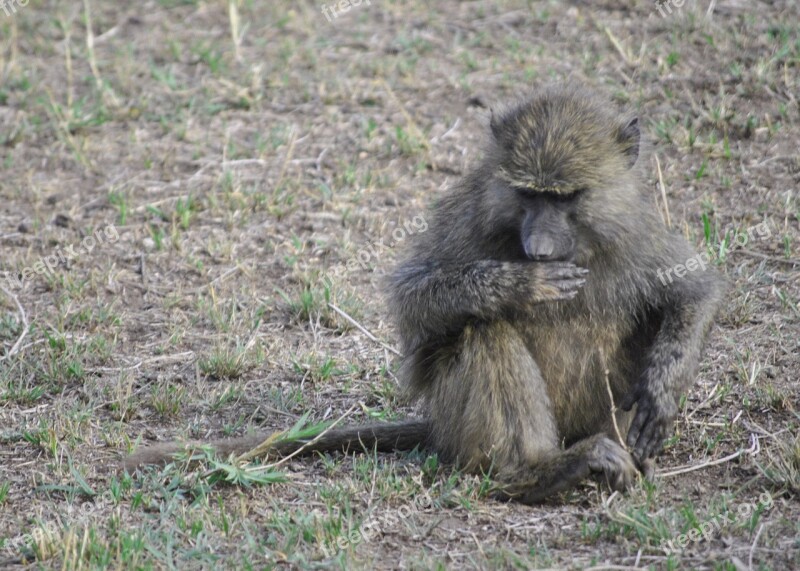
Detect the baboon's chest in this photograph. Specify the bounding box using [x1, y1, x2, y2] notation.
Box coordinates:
[521, 314, 639, 441]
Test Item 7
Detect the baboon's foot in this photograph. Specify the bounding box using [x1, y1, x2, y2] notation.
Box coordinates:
[586, 435, 638, 492]
[491, 434, 638, 504]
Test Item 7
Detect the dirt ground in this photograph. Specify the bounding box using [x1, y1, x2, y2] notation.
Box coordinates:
[1, 1, 798, 569]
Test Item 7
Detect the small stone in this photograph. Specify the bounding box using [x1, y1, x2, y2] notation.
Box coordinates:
[53, 214, 70, 228]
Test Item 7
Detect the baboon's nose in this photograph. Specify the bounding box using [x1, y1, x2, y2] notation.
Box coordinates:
[527, 236, 556, 260]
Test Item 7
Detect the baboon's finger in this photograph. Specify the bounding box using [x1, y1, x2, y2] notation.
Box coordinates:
[550, 290, 580, 301]
[626, 406, 650, 450]
[620, 391, 638, 411]
[618, 467, 634, 491]
[635, 421, 664, 461]
[541, 264, 589, 280]
[554, 278, 586, 292]
[631, 415, 660, 461]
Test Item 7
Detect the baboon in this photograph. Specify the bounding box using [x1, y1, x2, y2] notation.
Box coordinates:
[124, 84, 723, 503]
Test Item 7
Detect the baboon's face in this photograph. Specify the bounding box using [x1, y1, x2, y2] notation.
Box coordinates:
[486, 89, 642, 264]
[517, 190, 581, 262]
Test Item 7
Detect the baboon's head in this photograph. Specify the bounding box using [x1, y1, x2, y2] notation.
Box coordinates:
[484, 86, 643, 263]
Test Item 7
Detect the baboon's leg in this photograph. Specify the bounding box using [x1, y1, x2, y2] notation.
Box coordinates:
[427, 321, 637, 503]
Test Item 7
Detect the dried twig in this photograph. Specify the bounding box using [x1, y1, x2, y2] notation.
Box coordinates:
[655, 154, 672, 229]
[86, 351, 196, 373]
[328, 302, 401, 356]
[378, 77, 433, 167]
[731, 249, 799, 266]
[749, 523, 765, 570]
[600, 348, 626, 449]
[237, 403, 357, 465]
[274, 128, 297, 190]
[601, 25, 637, 66]
[657, 433, 760, 478]
[0, 285, 29, 361]
[83, 0, 120, 106]
[190, 265, 242, 294]
[228, 0, 243, 61]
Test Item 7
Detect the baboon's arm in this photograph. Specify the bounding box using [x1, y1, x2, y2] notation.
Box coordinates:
[623, 271, 724, 461]
[123, 419, 430, 473]
[390, 259, 586, 347]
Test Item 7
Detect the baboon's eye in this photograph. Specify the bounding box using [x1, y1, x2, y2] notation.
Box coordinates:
[513, 187, 586, 206]
[512, 187, 538, 201]
[540, 190, 585, 204]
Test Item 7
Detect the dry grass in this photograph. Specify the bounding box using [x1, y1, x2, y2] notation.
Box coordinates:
[0, 1, 798, 569]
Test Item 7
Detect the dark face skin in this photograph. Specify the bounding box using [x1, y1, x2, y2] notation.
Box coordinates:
[518, 190, 582, 262]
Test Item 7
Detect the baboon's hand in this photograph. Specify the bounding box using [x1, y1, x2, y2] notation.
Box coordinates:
[622, 382, 678, 462]
[529, 262, 588, 303]
[587, 435, 638, 492]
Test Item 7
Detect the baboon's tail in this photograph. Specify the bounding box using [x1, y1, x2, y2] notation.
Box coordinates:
[122, 419, 431, 474]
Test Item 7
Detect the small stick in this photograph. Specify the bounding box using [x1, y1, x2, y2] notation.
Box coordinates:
[237, 404, 357, 465]
[327, 303, 401, 356]
[228, 0, 242, 62]
[0, 285, 29, 361]
[600, 348, 626, 449]
[83, 0, 119, 106]
[655, 154, 672, 229]
[731, 249, 799, 266]
[657, 434, 760, 478]
[749, 523, 765, 570]
[602, 25, 634, 66]
[274, 128, 297, 190]
[190, 265, 242, 294]
[378, 78, 431, 152]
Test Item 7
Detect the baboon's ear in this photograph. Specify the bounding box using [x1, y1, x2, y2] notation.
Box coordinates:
[618, 117, 640, 167]
[490, 109, 513, 150]
[490, 108, 503, 141]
